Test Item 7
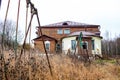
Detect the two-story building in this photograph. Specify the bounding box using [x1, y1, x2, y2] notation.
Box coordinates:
[33, 21, 102, 55]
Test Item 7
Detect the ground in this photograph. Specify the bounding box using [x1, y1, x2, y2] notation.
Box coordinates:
[0, 50, 120, 80]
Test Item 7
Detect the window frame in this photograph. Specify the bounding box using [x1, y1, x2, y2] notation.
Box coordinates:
[64, 29, 70, 34]
[82, 41, 88, 49]
[57, 29, 63, 34]
[56, 43, 61, 51]
[91, 40, 95, 50]
[45, 41, 50, 51]
[71, 40, 76, 50]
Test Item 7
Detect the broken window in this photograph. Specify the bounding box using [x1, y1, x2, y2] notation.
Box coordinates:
[62, 22, 68, 25]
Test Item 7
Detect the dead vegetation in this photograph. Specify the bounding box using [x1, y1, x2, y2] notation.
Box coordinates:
[0, 50, 120, 80]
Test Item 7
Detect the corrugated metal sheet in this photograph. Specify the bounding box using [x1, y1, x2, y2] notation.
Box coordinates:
[43, 21, 99, 27]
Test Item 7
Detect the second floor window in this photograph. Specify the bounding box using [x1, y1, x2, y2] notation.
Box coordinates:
[57, 29, 63, 34]
[64, 29, 70, 34]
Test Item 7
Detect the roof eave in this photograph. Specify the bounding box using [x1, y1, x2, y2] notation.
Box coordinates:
[36, 25, 100, 28]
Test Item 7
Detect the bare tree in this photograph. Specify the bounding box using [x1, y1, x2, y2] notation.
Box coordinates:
[0, 20, 23, 49]
[102, 30, 120, 58]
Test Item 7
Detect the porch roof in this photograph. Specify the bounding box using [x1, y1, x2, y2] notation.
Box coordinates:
[62, 31, 102, 39]
[68, 31, 95, 36]
[33, 35, 57, 42]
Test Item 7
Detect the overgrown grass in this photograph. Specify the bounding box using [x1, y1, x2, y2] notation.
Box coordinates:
[0, 50, 120, 80]
[95, 59, 117, 64]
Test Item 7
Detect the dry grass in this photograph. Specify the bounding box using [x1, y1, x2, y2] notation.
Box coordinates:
[0, 50, 120, 80]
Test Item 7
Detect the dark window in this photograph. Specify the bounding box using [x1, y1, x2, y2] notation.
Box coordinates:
[82, 42, 87, 49]
[63, 22, 68, 25]
[91, 40, 95, 50]
[82, 42, 88, 49]
[45, 43, 50, 51]
[71, 40, 76, 50]
[95, 32, 100, 36]
[56, 44, 61, 51]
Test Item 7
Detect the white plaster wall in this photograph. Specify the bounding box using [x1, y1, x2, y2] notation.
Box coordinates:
[62, 36, 102, 55]
[62, 36, 76, 54]
[92, 37, 102, 55]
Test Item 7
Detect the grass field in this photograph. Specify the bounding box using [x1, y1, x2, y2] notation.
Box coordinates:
[0, 50, 120, 80]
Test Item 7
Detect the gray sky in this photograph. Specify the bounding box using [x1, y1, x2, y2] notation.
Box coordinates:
[0, 0, 120, 42]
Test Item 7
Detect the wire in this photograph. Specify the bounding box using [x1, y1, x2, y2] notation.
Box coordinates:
[20, 12, 34, 59]
[2, 0, 10, 51]
[23, 0, 29, 62]
[15, 0, 21, 59]
[19, 0, 53, 76]
[1, 0, 11, 79]
[36, 11, 53, 76]
[25, 1, 29, 35]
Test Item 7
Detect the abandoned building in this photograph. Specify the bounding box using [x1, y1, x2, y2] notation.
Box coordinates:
[33, 21, 102, 55]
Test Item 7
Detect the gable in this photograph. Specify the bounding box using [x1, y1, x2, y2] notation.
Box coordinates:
[33, 35, 57, 42]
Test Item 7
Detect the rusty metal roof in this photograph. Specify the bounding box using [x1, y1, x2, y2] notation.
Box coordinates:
[66, 31, 102, 38]
[33, 35, 57, 42]
[41, 21, 99, 27]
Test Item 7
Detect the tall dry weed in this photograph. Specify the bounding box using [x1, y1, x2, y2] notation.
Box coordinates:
[0, 50, 120, 80]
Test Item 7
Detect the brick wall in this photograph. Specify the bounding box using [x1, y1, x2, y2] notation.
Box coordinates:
[36, 27, 99, 40]
[34, 40, 56, 53]
[35, 26, 100, 53]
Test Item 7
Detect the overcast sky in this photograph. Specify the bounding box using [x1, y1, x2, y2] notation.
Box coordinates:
[0, 0, 120, 42]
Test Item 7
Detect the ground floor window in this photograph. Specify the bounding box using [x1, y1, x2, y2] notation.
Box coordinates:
[82, 41, 88, 49]
[91, 40, 95, 50]
[71, 40, 76, 50]
[56, 43, 61, 51]
[45, 41, 50, 51]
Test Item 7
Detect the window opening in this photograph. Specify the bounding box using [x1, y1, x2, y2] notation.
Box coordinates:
[71, 40, 76, 50]
[64, 29, 70, 34]
[57, 29, 63, 34]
